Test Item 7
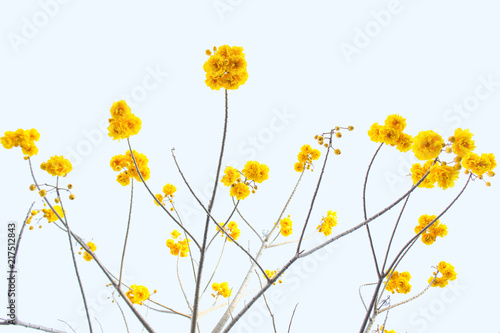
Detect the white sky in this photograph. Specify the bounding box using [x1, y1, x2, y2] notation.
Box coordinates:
[1, 0, 499, 332]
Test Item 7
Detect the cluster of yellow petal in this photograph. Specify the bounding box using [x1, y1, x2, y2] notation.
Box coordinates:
[451, 128, 476, 157]
[217, 221, 240, 242]
[203, 45, 248, 90]
[221, 162, 269, 200]
[380, 326, 396, 333]
[154, 183, 177, 206]
[411, 130, 444, 160]
[166, 230, 189, 257]
[110, 150, 150, 186]
[294, 144, 321, 172]
[40, 155, 73, 177]
[264, 269, 283, 285]
[242, 161, 269, 183]
[82, 241, 96, 262]
[385, 271, 412, 294]
[429, 261, 457, 288]
[461, 152, 496, 176]
[410, 161, 459, 190]
[279, 216, 293, 237]
[414, 214, 447, 245]
[126, 284, 150, 305]
[211, 282, 232, 298]
[317, 210, 338, 236]
[42, 205, 65, 222]
[107, 100, 142, 140]
[1, 128, 40, 156]
[368, 115, 413, 152]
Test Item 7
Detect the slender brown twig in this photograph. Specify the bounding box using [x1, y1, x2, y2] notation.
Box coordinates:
[119, 178, 134, 289]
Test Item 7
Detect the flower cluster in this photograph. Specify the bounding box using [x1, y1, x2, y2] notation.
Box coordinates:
[410, 161, 460, 190]
[126, 284, 150, 305]
[166, 230, 189, 257]
[221, 161, 269, 200]
[380, 326, 396, 333]
[428, 261, 457, 288]
[385, 270, 412, 294]
[414, 214, 447, 245]
[154, 183, 177, 206]
[409, 128, 496, 187]
[107, 100, 142, 140]
[211, 282, 232, 298]
[279, 216, 293, 237]
[294, 144, 321, 172]
[40, 155, 73, 177]
[217, 221, 240, 242]
[1, 128, 40, 157]
[81, 242, 96, 262]
[264, 269, 283, 285]
[110, 150, 150, 186]
[368, 114, 413, 152]
[42, 205, 65, 222]
[317, 210, 338, 236]
[203, 45, 248, 90]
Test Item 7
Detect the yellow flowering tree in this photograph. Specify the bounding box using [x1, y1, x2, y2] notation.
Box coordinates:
[1, 46, 497, 333]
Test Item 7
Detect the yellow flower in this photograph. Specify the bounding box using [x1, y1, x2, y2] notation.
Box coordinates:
[432, 164, 460, 190]
[154, 194, 164, 206]
[162, 183, 177, 197]
[166, 233, 190, 257]
[415, 214, 447, 245]
[107, 100, 142, 140]
[279, 216, 293, 237]
[221, 166, 240, 186]
[212, 282, 232, 298]
[395, 133, 413, 152]
[462, 152, 496, 175]
[379, 126, 400, 146]
[317, 210, 338, 236]
[294, 162, 304, 172]
[126, 284, 150, 305]
[385, 270, 412, 294]
[203, 45, 248, 90]
[451, 128, 475, 157]
[295, 145, 321, 172]
[410, 160, 436, 188]
[412, 130, 444, 160]
[368, 123, 383, 143]
[218, 221, 241, 241]
[230, 182, 250, 200]
[110, 150, 150, 185]
[42, 205, 65, 222]
[41, 156, 73, 177]
[264, 269, 283, 285]
[242, 161, 269, 183]
[1, 128, 40, 156]
[429, 261, 457, 288]
[384, 114, 406, 132]
[83, 241, 96, 262]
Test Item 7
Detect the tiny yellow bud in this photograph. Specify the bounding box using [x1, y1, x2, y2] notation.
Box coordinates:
[487, 171, 495, 177]
[24, 156, 29, 160]
[448, 136, 455, 143]
[39, 225, 42, 229]
[441, 161, 447, 166]
[334, 149, 341, 155]
[318, 136, 324, 141]
[336, 132, 342, 138]
[29, 226, 33, 230]
[453, 163, 462, 171]
[335, 126, 340, 131]
[69, 194, 75, 200]
[213, 46, 217, 51]
[314, 135, 318, 139]
[464, 169, 470, 175]
[455, 156, 462, 163]
[324, 143, 328, 147]
[486, 182, 491, 187]
[67, 184, 73, 189]
[55, 198, 60, 203]
[170, 207, 174, 211]
[445, 147, 452, 153]
[39, 189, 46, 197]
[478, 175, 483, 180]
[29, 184, 36, 191]
[205, 49, 212, 56]
[348, 126, 354, 131]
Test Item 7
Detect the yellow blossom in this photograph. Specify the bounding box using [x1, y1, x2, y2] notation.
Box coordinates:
[42, 205, 65, 222]
[462, 152, 496, 176]
[385, 271, 412, 294]
[107, 100, 142, 140]
[211, 282, 232, 298]
[110, 150, 150, 185]
[83, 241, 96, 261]
[451, 128, 475, 157]
[415, 214, 447, 245]
[412, 130, 444, 160]
[1, 128, 40, 156]
[242, 161, 269, 183]
[162, 183, 176, 197]
[317, 210, 338, 236]
[230, 182, 250, 200]
[279, 216, 293, 237]
[40, 156, 73, 177]
[429, 261, 457, 288]
[221, 166, 240, 186]
[203, 45, 248, 90]
[126, 284, 150, 304]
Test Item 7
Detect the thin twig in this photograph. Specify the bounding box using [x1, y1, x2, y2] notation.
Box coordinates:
[201, 239, 227, 299]
[56, 176, 93, 333]
[191, 88, 230, 333]
[362, 143, 384, 276]
[254, 270, 277, 333]
[231, 197, 263, 242]
[112, 293, 130, 333]
[287, 303, 299, 333]
[125, 139, 201, 250]
[119, 178, 134, 289]
[177, 254, 193, 311]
